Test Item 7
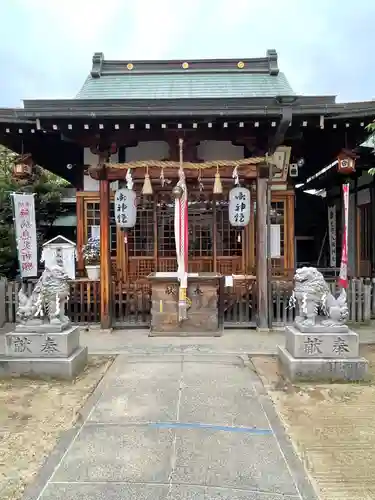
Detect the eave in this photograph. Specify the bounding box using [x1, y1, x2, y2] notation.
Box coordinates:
[0, 96, 374, 188]
[21, 96, 339, 118]
[0, 96, 373, 122]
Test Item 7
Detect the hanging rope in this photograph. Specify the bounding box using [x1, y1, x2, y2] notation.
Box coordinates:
[103, 157, 265, 170]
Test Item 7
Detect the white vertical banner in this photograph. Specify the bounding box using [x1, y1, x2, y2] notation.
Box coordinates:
[12, 193, 38, 277]
[328, 205, 337, 267]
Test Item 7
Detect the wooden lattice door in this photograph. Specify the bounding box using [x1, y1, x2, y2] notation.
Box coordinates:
[124, 190, 246, 281]
[187, 193, 214, 272]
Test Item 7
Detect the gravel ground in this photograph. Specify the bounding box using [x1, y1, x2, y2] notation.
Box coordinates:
[0, 355, 114, 500]
[252, 345, 375, 500]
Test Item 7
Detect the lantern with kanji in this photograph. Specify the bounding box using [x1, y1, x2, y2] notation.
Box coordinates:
[12, 153, 34, 181]
[228, 186, 251, 228]
[114, 188, 137, 228]
[337, 150, 357, 175]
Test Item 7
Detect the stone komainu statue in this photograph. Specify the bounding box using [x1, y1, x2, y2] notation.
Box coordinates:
[289, 267, 349, 327]
[17, 264, 70, 325]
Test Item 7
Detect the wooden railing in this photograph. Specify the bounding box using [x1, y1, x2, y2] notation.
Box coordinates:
[1, 275, 373, 327]
[223, 277, 373, 327]
[2, 279, 151, 326]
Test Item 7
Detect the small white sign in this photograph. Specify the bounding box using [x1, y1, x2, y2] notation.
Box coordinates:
[90, 225, 100, 240]
[225, 275, 234, 287]
[41, 236, 76, 279]
[270, 224, 281, 258]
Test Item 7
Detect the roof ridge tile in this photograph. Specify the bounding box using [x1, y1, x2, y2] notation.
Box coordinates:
[88, 50, 280, 78]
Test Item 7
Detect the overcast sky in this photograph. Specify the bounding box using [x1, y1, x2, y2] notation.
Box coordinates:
[1, 0, 374, 107]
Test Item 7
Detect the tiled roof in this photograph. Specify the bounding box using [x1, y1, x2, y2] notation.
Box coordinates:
[76, 50, 295, 100]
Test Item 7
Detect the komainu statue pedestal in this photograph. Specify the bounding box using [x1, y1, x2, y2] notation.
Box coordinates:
[0, 264, 87, 379]
[1, 322, 87, 379]
[278, 267, 368, 382]
[278, 325, 368, 382]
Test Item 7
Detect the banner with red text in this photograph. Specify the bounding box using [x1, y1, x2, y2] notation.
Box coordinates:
[338, 183, 349, 288]
[12, 193, 38, 278]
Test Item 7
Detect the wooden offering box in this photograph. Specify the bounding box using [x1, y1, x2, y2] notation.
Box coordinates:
[148, 272, 223, 337]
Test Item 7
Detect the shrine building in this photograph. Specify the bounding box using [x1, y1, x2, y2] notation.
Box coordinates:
[0, 50, 374, 331]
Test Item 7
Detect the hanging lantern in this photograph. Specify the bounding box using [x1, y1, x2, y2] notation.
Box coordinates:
[114, 188, 137, 228]
[228, 186, 251, 228]
[12, 154, 34, 181]
[337, 150, 357, 175]
[213, 165, 223, 194]
[142, 166, 153, 195]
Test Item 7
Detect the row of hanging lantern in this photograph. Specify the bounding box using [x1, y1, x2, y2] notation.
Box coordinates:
[114, 166, 251, 232]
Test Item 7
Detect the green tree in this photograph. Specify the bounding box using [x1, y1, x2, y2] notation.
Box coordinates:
[0, 146, 69, 278]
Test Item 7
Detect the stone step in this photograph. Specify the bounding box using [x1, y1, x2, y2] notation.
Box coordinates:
[278, 346, 368, 382]
[0, 346, 88, 379]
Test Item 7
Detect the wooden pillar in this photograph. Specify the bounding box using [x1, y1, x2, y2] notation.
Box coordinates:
[256, 166, 269, 329]
[370, 180, 375, 275]
[286, 192, 295, 273]
[99, 162, 112, 329]
[76, 194, 84, 274]
[354, 176, 359, 277]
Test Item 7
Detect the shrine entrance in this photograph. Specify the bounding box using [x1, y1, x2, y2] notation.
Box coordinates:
[158, 194, 243, 275]
[124, 191, 245, 280]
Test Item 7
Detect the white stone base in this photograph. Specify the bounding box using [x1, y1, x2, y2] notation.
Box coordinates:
[0, 346, 88, 380]
[278, 346, 368, 382]
[285, 325, 359, 359]
[5, 326, 80, 358]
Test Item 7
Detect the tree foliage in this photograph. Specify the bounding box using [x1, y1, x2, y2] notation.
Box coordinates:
[0, 146, 69, 278]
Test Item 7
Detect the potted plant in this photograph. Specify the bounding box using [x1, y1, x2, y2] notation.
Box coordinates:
[82, 237, 100, 280]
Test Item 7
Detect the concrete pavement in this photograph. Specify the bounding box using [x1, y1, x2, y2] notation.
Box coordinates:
[25, 355, 318, 500]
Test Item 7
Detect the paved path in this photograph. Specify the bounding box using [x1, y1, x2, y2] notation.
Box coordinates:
[25, 355, 318, 500]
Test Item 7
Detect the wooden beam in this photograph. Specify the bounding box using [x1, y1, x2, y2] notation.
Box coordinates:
[88, 164, 259, 181]
[99, 162, 112, 329]
[268, 106, 292, 155]
[256, 170, 269, 329]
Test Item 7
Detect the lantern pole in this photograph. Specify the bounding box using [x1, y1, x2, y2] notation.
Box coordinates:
[266, 154, 272, 330]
